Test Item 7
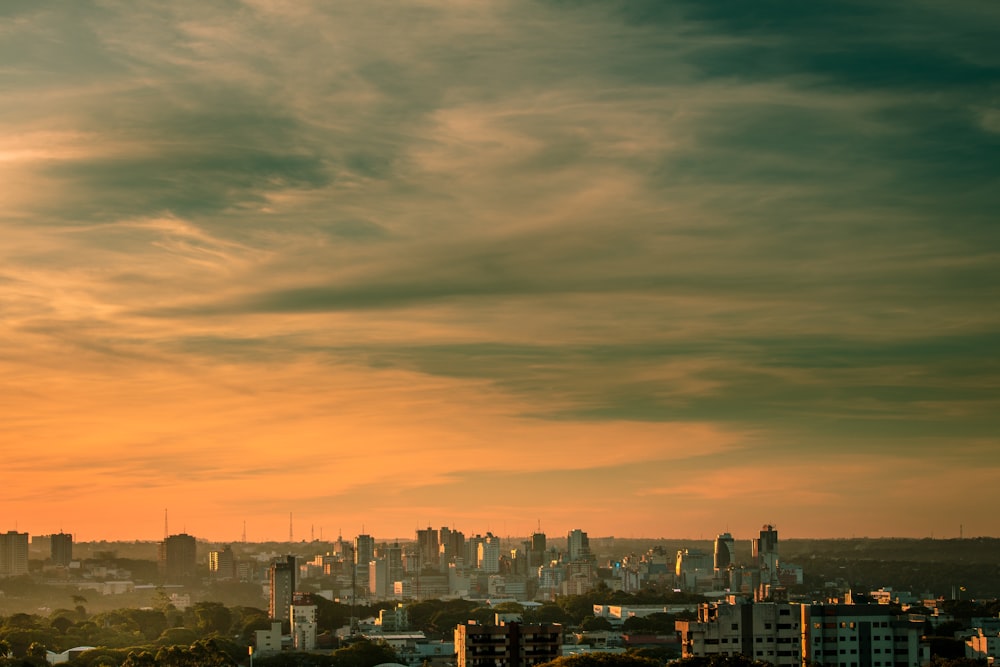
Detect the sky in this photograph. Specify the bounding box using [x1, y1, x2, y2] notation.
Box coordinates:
[2, 0, 998, 544]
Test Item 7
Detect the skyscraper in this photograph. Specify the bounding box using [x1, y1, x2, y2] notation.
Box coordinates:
[158, 533, 197, 582]
[416, 527, 439, 570]
[567, 529, 590, 561]
[269, 555, 296, 621]
[51, 532, 73, 567]
[714, 532, 735, 570]
[752, 524, 779, 585]
[209, 544, 236, 580]
[0, 531, 28, 577]
[354, 533, 375, 594]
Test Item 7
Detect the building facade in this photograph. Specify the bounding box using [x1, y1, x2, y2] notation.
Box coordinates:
[455, 616, 562, 667]
[269, 555, 296, 621]
[0, 531, 28, 577]
[51, 532, 73, 567]
[677, 599, 925, 667]
[158, 533, 197, 582]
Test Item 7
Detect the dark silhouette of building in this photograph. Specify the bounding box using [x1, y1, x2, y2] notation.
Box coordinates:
[51, 532, 73, 567]
[455, 615, 562, 667]
[158, 533, 197, 582]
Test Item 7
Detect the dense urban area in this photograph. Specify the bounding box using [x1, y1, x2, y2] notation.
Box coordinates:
[1, 525, 998, 667]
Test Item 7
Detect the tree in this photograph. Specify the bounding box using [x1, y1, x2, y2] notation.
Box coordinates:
[579, 616, 614, 632]
[537, 654, 662, 667]
[330, 639, 399, 667]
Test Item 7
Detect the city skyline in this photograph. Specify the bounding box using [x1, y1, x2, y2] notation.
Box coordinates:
[2, 2, 998, 542]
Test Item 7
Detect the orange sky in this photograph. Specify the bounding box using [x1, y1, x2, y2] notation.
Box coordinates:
[2, 1, 998, 542]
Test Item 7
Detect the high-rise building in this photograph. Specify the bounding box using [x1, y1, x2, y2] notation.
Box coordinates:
[269, 555, 296, 621]
[530, 532, 546, 567]
[567, 529, 590, 561]
[714, 533, 735, 571]
[417, 527, 439, 570]
[0, 531, 29, 577]
[477, 534, 501, 573]
[291, 593, 318, 651]
[455, 616, 562, 667]
[209, 545, 236, 580]
[354, 533, 375, 595]
[752, 525, 779, 585]
[51, 532, 73, 567]
[158, 533, 197, 582]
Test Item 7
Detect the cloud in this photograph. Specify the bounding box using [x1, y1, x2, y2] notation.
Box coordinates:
[1, 0, 998, 539]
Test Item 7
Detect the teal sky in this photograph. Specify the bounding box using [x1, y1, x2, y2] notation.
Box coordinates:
[1, 1, 998, 542]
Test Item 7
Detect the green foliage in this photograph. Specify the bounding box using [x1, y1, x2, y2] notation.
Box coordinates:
[538, 653, 662, 667]
[673, 655, 772, 667]
[621, 613, 675, 634]
[579, 616, 614, 632]
[330, 638, 399, 667]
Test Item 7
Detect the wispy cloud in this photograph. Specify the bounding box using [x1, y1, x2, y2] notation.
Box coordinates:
[1, 0, 997, 539]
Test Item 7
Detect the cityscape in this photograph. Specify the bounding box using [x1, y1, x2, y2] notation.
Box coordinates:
[1, 523, 999, 667]
[3, 1, 999, 666]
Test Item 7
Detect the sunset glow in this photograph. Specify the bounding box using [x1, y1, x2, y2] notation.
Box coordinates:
[2, 1, 998, 542]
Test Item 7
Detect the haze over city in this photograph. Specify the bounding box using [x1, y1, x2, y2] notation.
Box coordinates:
[2, 1, 998, 542]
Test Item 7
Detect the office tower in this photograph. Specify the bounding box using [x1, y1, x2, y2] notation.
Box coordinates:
[449, 529, 466, 568]
[209, 544, 236, 580]
[567, 528, 590, 561]
[752, 524, 779, 585]
[0, 531, 29, 577]
[455, 616, 562, 667]
[477, 534, 501, 573]
[269, 555, 296, 621]
[51, 532, 73, 567]
[438, 526, 454, 568]
[531, 532, 546, 562]
[417, 527, 439, 569]
[386, 542, 404, 587]
[158, 533, 197, 582]
[714, 532, 735, 570]
[354, 533, 375, 593]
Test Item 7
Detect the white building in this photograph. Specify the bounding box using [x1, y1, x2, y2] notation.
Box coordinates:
[291, 603, 318, 651]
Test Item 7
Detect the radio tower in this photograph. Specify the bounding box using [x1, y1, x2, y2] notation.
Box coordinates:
[289, 512, 294, 543]
[242, 520, 247, 544]
[164, 509, 169, 538]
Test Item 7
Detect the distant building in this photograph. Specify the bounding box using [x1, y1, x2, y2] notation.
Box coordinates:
[0, 531, 29, 577]
[209, 545, 236, 580]
[269, 555, 296, 621]
[51, 532, 73, 567]
[715, 532, 735, 570]
[158, 533, 197, 582]
[478, 534, 501, 573]
[455, 615, 562, 667]
[255, 622, 283, 655]
[752, 525, 779, 587]
[567, 529, 590, 561]
[355, 533, 375, 593]
[291, 594, 318, 651]
[675, 548, 712, 592]
[417, 527, 440, 570]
